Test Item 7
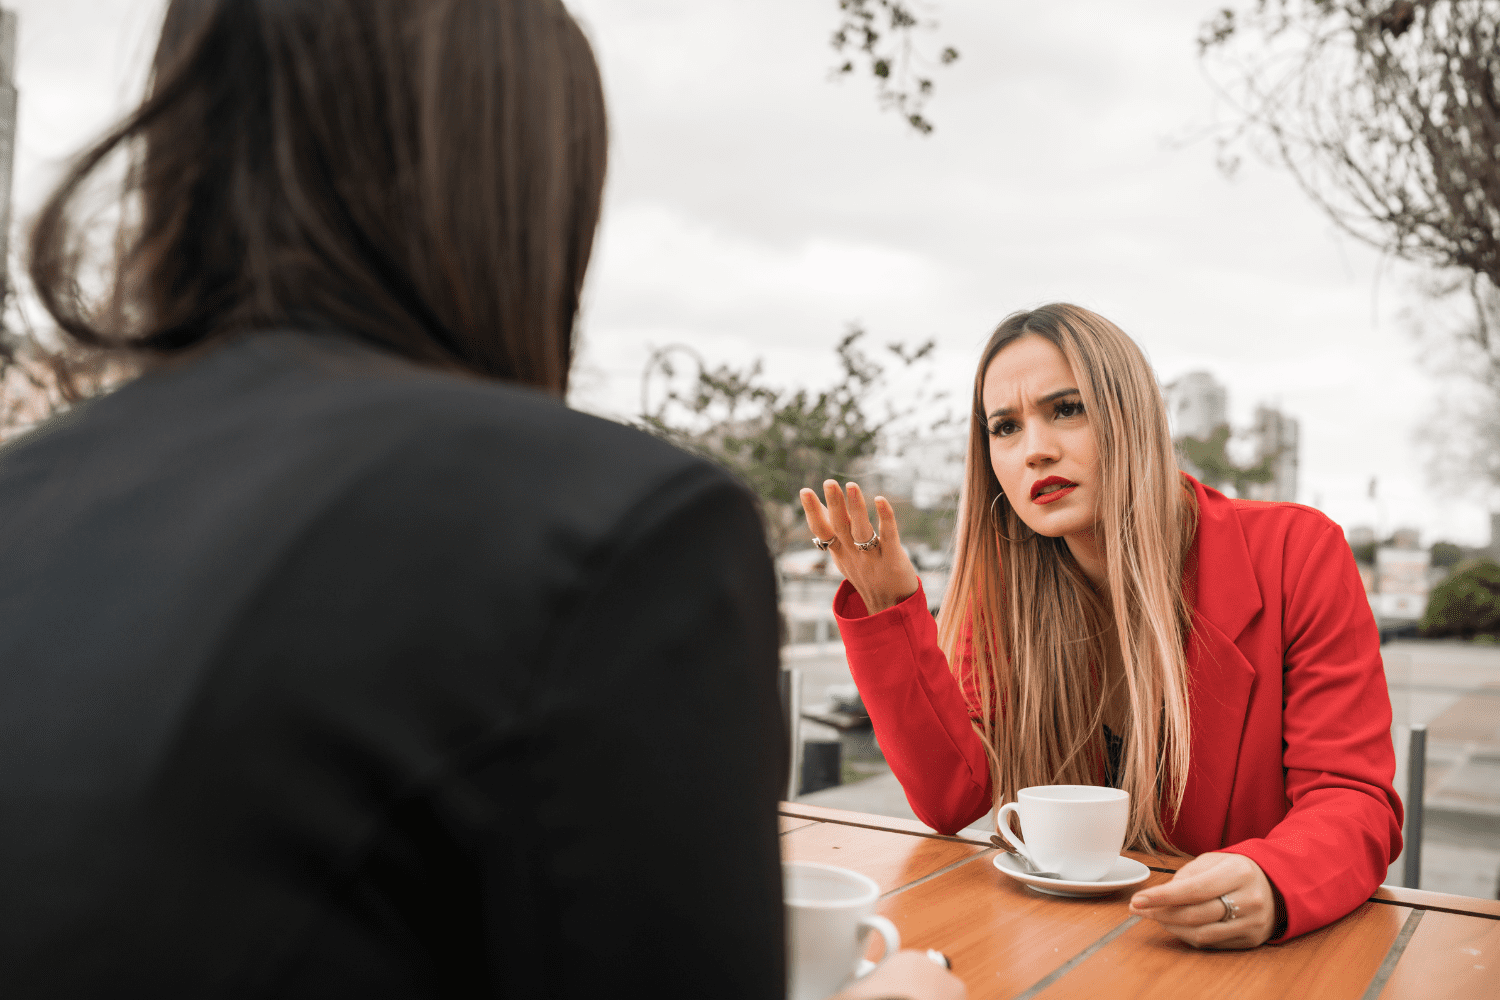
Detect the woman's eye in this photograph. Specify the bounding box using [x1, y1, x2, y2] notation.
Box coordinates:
[989, 420, 1018, 437]
[1055, 401, 1084, 418]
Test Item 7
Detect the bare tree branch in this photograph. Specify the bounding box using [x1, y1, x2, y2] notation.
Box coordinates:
[1202, 1, 1500, 286]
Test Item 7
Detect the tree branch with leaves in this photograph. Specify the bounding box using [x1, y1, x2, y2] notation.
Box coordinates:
[638, 326, 952, 555]
[1176, 423, 1279, 497]
[831, 0, 960, 135]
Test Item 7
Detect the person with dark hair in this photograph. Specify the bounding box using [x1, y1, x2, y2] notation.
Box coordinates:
[0, 2, 792, 995]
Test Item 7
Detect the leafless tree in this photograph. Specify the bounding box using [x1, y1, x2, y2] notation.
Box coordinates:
[1201, 1, 1499, 287]
[0, 314, 131, 444]
[1203, 3, 1500, 496]
[0, 340, 62, 442]
[1414, 271, 1500, 494]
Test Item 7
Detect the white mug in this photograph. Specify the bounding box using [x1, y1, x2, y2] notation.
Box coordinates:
[783, 861, 900, 1000]
[995, 785, 1129, 882]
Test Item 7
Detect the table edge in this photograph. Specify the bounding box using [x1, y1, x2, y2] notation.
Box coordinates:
[780, 802, 1500, 920]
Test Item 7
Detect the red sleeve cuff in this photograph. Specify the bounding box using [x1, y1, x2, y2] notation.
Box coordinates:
[832, 578, 928, 627]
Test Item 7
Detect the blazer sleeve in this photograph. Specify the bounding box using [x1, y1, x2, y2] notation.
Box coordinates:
[1220, 517, 1404, 941]
[424, 472, 788, 998]
[834, 581, 994, 834]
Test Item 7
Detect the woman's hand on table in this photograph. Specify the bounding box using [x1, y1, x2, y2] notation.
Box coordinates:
[1128, 852, 1278, 949]
[799, 480, 920, 616]
[828, 949, 968, 1000]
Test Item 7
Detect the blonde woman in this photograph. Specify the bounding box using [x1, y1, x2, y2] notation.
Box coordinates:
[799, 303, 1401, 949]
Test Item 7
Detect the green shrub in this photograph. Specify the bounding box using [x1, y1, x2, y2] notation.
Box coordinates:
[1430, 541, 1464, 568]
[1421, 559, 1500, 639]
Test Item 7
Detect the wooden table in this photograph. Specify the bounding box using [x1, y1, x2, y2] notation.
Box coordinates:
[780, 803, 1500, 999]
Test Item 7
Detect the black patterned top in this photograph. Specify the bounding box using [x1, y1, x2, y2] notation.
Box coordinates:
[1103, 724, 1124, 789]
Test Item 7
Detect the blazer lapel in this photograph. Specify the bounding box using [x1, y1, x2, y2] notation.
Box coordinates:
[1186, 476, 1262, 643]
[1172, 477, 1262, 851]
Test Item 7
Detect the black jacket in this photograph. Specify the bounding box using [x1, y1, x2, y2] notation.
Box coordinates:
[0, 331, 786, 997]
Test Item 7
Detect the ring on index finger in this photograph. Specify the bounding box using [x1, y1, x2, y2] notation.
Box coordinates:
[854, 529, 880, 552]
[812, 535, 837, 551]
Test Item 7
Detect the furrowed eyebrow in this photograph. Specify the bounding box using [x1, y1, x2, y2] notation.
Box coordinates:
[986, 388, 1081, 421]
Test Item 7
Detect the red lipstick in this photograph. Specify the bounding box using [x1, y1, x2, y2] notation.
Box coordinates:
[1030, 476, 1077, 504]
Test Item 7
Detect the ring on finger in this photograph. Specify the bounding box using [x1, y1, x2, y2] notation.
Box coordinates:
[854, 529, 880, 552]
[812, 535, 837, 551]
[1218, 895, 1239, 922]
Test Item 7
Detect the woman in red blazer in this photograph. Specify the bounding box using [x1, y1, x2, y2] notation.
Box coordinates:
[800, 303, 1401, 948]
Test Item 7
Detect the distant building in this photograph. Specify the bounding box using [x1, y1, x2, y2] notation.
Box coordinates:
[1163, 371, 1228, 442]
[871, 433, 966, 510]
[1375, 546, 1431, 620]
[1163, 371, 1227, 483]
[1163, 373, 1299, 502]
[1389, 526, 1421, 550]
[1244, 405, 1299, 503]
[1346, 525, 1378, 595]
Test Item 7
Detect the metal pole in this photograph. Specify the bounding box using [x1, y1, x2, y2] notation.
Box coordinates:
[1404, 724, 1426, 890]
[778, 667, 802, 802]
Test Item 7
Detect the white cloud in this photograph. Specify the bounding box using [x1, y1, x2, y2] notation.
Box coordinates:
[589, 202, 942, 327]
[10, 0, 1487, 544]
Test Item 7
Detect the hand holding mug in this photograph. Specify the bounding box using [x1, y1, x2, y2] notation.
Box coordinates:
[828, 949, 968, 1000]
[784, 861, 902, 1000]
[798, 480, 920, 615]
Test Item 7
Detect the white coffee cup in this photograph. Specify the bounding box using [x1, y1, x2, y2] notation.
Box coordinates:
[995, 785, 1129, 882]
[783, 861, 900, 1000]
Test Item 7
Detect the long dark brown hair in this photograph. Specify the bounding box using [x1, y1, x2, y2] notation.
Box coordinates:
[29, 0, 607, 395]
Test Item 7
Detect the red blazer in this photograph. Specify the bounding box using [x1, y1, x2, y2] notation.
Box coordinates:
[835, 476, 1403, 940]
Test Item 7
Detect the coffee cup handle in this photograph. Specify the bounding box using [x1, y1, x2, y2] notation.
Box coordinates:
[995, 802, 1039, 869]
[855, 915, 900, 979]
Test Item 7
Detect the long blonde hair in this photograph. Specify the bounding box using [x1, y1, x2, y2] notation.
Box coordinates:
[937, 304, 1197, 853]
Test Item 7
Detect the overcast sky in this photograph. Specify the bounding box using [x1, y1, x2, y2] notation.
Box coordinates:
[9, 0, 1490, 545]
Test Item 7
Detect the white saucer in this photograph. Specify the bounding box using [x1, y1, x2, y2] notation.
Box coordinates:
[991, 852, 1150, 897]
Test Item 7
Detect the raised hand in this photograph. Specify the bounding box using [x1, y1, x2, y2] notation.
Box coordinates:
[798, 480, 921, 616]
[1128, 852, 1279, 949]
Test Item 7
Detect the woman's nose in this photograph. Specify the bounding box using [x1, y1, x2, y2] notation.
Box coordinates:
[1023, 425, 1061, 466]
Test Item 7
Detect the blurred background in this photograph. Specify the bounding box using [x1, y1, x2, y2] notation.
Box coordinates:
[0, 0, 1496, 899]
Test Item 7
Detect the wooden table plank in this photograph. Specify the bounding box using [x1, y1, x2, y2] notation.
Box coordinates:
[1034, 900, 1410, 1000]
[777, 804, 1500, 1000]
[1372, 885, 1500, 920]
[1378, 910, 1500, 999]
[779, 815, 819, 835]
[778, 803, 1183, 875]
[780, 822, 986, 895]
[778, 801, 992, 845]
[784, 807, 1500, 918]
[869, 850, 1173, 1000]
